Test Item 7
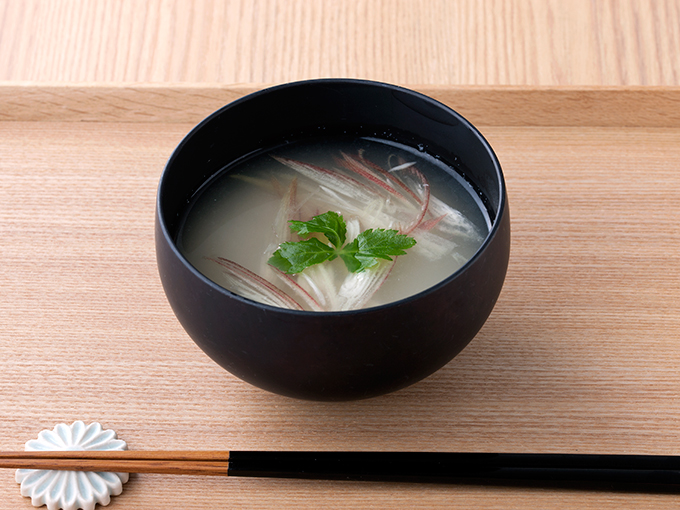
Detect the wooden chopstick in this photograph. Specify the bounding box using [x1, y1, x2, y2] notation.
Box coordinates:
[0, 450, 230, 461]
[0, 451, 232, 476]
[2, 451, 680, 487]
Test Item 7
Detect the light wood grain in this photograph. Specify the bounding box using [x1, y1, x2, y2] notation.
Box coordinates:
[1, 89, 680, 506]
[3, 83, 680, 127]
[2, 0, 679, 506]
[1, 0, 679, 86]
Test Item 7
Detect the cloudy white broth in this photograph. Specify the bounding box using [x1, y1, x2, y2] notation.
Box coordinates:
[177, 137, 490, 311]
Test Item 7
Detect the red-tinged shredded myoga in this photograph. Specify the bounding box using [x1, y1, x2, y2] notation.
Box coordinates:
[207, 150, 480, 312]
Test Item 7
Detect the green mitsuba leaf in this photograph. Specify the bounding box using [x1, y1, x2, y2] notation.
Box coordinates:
[289, 211, 346, 248]
[268, 212, 416, 274]
[337, 239, 362, 272]
[268, 238, 336, 274]
[338, 229, 418, 272]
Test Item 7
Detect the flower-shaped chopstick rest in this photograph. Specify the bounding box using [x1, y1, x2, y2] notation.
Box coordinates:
[16, 421, 128, 510]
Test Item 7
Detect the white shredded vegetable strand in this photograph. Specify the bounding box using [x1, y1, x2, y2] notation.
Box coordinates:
[337, 259, 396, 311]
[209, 257, 304, 310]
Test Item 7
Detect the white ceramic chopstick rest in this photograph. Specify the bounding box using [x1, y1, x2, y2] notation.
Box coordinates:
[15, 421, 129, 510]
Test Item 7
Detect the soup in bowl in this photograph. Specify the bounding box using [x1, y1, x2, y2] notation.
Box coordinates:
[155, 79, 510, 401]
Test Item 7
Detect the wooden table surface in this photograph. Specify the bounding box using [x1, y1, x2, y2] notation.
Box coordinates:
[2, 1, 680, 509]
[1, 0, 680, 86]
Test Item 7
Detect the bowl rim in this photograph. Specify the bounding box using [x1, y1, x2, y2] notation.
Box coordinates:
[156, 78, 508, 316]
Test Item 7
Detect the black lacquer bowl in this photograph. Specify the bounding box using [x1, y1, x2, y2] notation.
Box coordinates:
[155, 79, 510, 401]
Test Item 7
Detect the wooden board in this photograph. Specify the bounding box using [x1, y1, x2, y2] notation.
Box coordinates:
[3, 84, 680, 126]
[0, 87, 679, 508]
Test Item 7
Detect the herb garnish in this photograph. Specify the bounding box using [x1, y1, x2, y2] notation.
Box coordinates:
[268, 211, 417, 274]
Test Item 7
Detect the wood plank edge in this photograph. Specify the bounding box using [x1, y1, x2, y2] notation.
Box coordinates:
[1, 82, 679, 127]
